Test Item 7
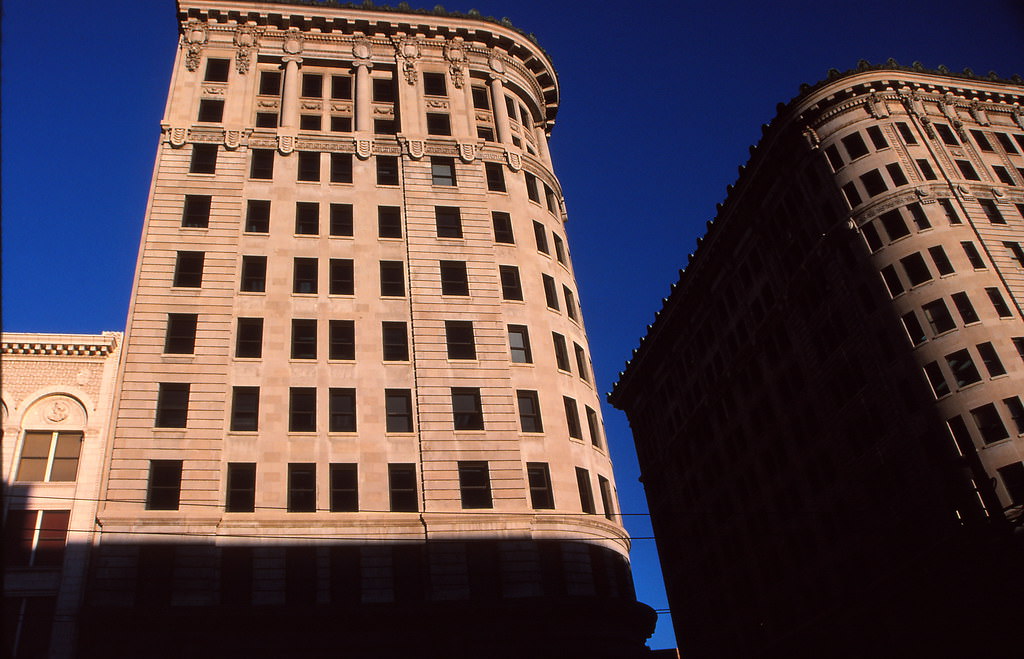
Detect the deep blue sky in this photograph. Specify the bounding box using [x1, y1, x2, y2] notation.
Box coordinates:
[4, 0, 1023, 650]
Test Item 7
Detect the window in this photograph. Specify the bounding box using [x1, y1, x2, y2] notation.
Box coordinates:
[259, 70, 282, 95]
[440, 260, 469, 296]
[378, 206, 402, 238]
[301, 73, 323, 98]
[445, 321, 476, 360]
[908, 203, 930, 230]
[329, 320, 355, 360]
[435, 206, 463, 238]
[485, 162, 506, 192]
[426, 112, 451, 136]
[293, 258, 318, 294]
[971, 129, 994, 151]
[297, 151, 320, 182]
[182, 194, 211, 228]
[430, 157, 456, 186]
[1014, 337, 1024, 363]
[331, 203, 353, 237]
[598, 476, 615, 521]
[524, 172, 541, 202]
[971, 403, 1009, 444]
[979, 199, 1006, 224]
[893, 121, 918, 144]
[146, 460, 183, 510]
[230, 387, 259, 433]
[300, 114, 321, 131]
[246, 200, 270, 233]
[527, 463, 554, 509]
[295, 202, 318, 235]
[15, 431, 82, 482]
[824, 144, 844, 170]
[235, 318, 263, 358]
[955, 159, 980, 180]
[372, 77, 395, 102]
[542, 274, 559, 310]
[866, 125, 888, 149]
[860, 170, 888, 197]
[517, 390, 543, 433]
[190, 144, 218, 174]
[423, 71, 447, 96]
[563, 286, 578, 320]
[330, 464, 358, 512]
[935, 123, 959, 145]
[1004, 398, 1024, 434]
[986, 287, 1013, 318]
[164, 313, 198, 354]
[951, 292, 980, 325]
[250, 149, 274, 179]
[458, 462, 493, 509]
[331, 75, 352, 100]
[388, 464, 417, 512]
[553, 235, 567, 265]
[241, 255, 266, 292]
[922, 298, 956, 334]
[945, 349, 982, 388]
[374, 118, 397, 135]
[544, 186, 559, 214]
[996, 132, 1019, 154]
[256, 112, 278, 128]
[563, 397, 582, 439]
[976, 342, 1006, 377]
[842, 182, 862, 207]
[585, 406, 602, 447]
[173, 251, 204, 287]
[900, 253, 932, 286]
[886, 163, 908, 186]
[939, 198, 962, 224]
[492, 212, 515, 244]
[155, 383, 189, 428]
[4, 509, 70, 567]
[841, 132, 869, 159]
[499, 265, 523, 300]
[330, 116, 352, 132]
[452, 388, 484, 430]
[376, 156, 399, 185]
[993, 165, 1017, 186]
[552, 332, 571, 372]
[861, 223, 883, 252]
[225, 463, 256, 512]
[574, 343, 590, 382]
[288, 464, 316, 512]
[329, 388, 357, 432]
[917, 159, 937, 180]
[204, 57, 230, 82]
[880, 265, 903, 297]
[961, 241, 986, 268]
[533, 221, 549, 253]
[197, 98, 224, 122]
[927, 246, 954, 275]
[380, 261, 405, 296]
[878, 210, 909, 240]
[901, 312, 926, 346]
[291, 319, 317, 359]
[325, 259, 355, 297]
[575, 467, 595, 514]
[471, 86, 490, 109]
[923, 362, 950, 398]
[1004, 241, 1024, 266]
[385, 390, 413, 433]
[331, 153, 353, 183]
[382, 321, 409, 361]
[289, 388, 316, 432]
[508, 325, 532, 363]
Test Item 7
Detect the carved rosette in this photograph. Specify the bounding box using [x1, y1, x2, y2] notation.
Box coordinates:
[993, 188, 1006, 199]
[394, 38, 421, 85]
[278, 135, 295, 155]
[505, 150, 522, 171]
[169, 127, 188, 147]
[445, 39, 467, 89]
[459, 143, 476, 163]
[233, 27, 259, 74]
[224, 130, 242, 150]
[182, 20, 208, 72]
[356, 139, 372, 160]
[406, 139, 425, 159]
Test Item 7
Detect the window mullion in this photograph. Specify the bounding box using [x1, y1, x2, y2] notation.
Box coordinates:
[43, 431, 59, 482]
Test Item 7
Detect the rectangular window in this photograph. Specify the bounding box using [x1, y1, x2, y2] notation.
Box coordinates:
[542, 274, 560, 310]
[996, 132, 1019, 154]
[896, 122, 917, 144]
[901, 311, 926, 346]
[426, 112, 452, 136]
[999, 462, 1024, 503]
[226, 463, 256, 512]
[961, 241, 986, 269]
[878, 210, 909, 241]
[329, 320, 355, 360]
[936, 123, 959, 145]
[331, 153, 353, 183]
[331, 75, 352, 100]
[544, 186, 559, 214]
[880, 265, 904, 297]
[380, 261, 405, 296]
[435, 206, 463, 238]
[946, 349, 982, 388]
[289, 388, 316, 432]
[164, 313, 198, 354]
[301, 73, 323, 98]
[525, 172, 541, 202]
[372, 77, 395, 102]
[431, 157, 457, 186]
[445, 321, 476, 360]
[971, 403, 1009, 444]
[922, 298, 956, 334]
[586, 406, 602, 447]
[376, 156, 399, 186]
[492, 211, 515, 243]
[190, 144, 218, 174]
[329, 388, 357, 432]
[841, 132, 869, 159]
[563, 397, 582, 439]
[378, 206, 402, 238]
[297, 151, 320, 182]
[517, 390, 543, 433]
[533, 221, 549, 253]
[440, 260, 469, 296]
[900, 252, 932, 286]
[986, 287, 1013, 318]
[288, 463, 316, 512]
[508, 325, 532, 363]
[259, 70, 281, 95]
[230, 387, 260, 432]
[291, 319, 317, 359]
[924, 361, 950, 398]
[1004, 398, 1024, 435]
[980, 199, 1006, 224]
[917, 159, 937, 180]
[575, 467, 595, 514]
[452, 388, 484, 430]
[552, 332, 571, 372]
[182, 194, 211, 228]
[485, 162, 506, 192]
[527, 463, 554, 509]
[382, 321, 409, 361]
[951, 292, 980, 324]
[385, 389, 413, 433]
[971, 129, 994, 151]
[324, 260, 353, 297]
[330, 203, 353, 237]
[458, 461, 493, 509]
[1014, 337, 1024, 363]
[574, 343, 590, 382]
[235, 318, 263, 358]
[866, 125, 888, 149]
[553, 235, 567, 265]
[976, 342, 1006, 377]
[173, 251, 204, 287]
[155, 383, 189, 428]
[499, 265, 523, 300]
[563, 287, 578, 321]
[293, 257, 318, 294]
[598, 476, 615, 521]
[993, 165, 1017, 186]
[250, 149, 274, 179]
[295, 202, 319, 235]
[246, 200, 270, 233]
[823, 144, 844, 171]
[955, 159, 980, 180]
[388, 464, 417, 512]
[471, 86, 490, 109]
[908, 203, 930, 230]
[330, 115, 352, 132]
[842, 182, 863, 207]
[256, 112, 278, 128]
[15, 431, 82, 482]
[299, 114, 321, 131]
[146, 460, 183, 510]
[928, 246, 954, 275]
[196, 98, 225, 123]
[5, 510, 70, 567]
[886, 163, 908, 187]
[204, 57, 230, 82]
[939, 198, 962, 224]
[423, 71, 447, 96]
[373, 118, 398, 135]
[1004, 241, 1024, 266]
[860, 169, 888, 197]
[330, 464, 358, 512]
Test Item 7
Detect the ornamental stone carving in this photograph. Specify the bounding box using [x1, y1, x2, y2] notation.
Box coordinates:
[969, 101, 990, 126]
[802, 126, 820, 149]
[24, 394, 87, 428]
[356, 139, 372, 159]
[225, 130, 242, 150]
[866, 92, 889, 119]
[445, 39, 467, 89]
[394, 38, 421, 85]
[489, 53, 505, 75]
[505, 150, 522, 171]
[170, 127, 188, 147]
[406, 139, 425, 159]
[278, 134, 295, 154]
[234, 27, 259, 74]
[182, 20, 208, 72]
[352, 39, 373, 64]
[283, 29, 304, 55]
[1013, 106, 1024, 130]
[459, 143, 476, 162]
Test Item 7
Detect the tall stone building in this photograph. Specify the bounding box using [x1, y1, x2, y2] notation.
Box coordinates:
[79, 1, 653, 657]
[610, 65, 1024, 657]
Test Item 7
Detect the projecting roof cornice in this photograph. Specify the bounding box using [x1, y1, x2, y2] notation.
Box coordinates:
[2, 332, 121, 357]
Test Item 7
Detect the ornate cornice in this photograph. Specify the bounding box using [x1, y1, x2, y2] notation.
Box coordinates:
[2, 333, 120, 357]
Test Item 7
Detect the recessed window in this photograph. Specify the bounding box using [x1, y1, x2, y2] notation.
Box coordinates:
[866, 125, 888, 149]
[372, 77, 395, 102]
[329, 320, 355, 360]
[878, 210, 909, 241]
[563, 397, 582, 439]
[999, 462, 1024, 504]
[289, 388, 316, 432]
[926, 246, 954, 276]
[426, 113, 451, 136]
[553, 235, 567, 265]
[552, 332, 570, 372]
[377, 206, 402, 238]
[575, 467, 595, 514]
[923, 361, 950, 398]
[980, 199, 1006, 224]
[861, 222, 883, 252]
[935, 123, 959, 145]
[249, 149, 274, 179]
[259, 71, 281, 95]
[431, 157, 457, 186]
[508, 325, 532, 363]
[896, 122, 917, 144]
[563, 286, 578, 321]
[976, 342, 1006, 377]
[146, 460, 183, 510]
[299, 114, 321, 131]
[331, 75, 353, 100]
[901, 311, 926, 346]
[499, 265, 523, 300]
[533, 221, 549, 254]
[330, 116, 352, 132]
[288, 463, 316, 512]
[492, 212, 515, 244]
[1014, 338, 1024, 364]
[945, 349, 982, 388]
[955, 160, 980, 180]
[15, 431, 82, 482]
[297, 152, 320, 182]
[295, 202, 318, 235]
[301, 73, 323, 98]
[331, 153, 353, 183]
[525, 172, 541, 202]
[330, 203, 353, 237]
[245, 200, 270, 233]
[435, 206, 463, 238]
[880, 265, 903, 297]
[197, 99, 224, 123]
[190, 144, 218, 174]
[379, 261, 405, 297]
[204, 57, 230, 82]
[842, 182, 862, 207]
[445, 321, 476, 360]
[842, 132, 869, 160]
[951, 292, 980, 325]
[986, 287, 1013, 318]
[6, 510, 70, 567]
[485, 163, 506, 192]
[574, 343, 590, 382]
[477, 126, 495, 142]
[471, 86, 490, 110]
[542, 274, 560, 310]
[388, 464, 417, 512]
[182, 195, 212, 228]
[164, 313, 198, 354]
[329, 388, 357, 432]
[330, 463, 358, 512]
[241, 255, 267, 292]
[230, 387, 260, 432]
[225, 463, 256, 512]
[916, 159, 937, 180]
[422, 71, 447, 96]
[995, 133, 1020, 154]
[452, 388, 484, 430]
[382, 321, 409, 361]
[993, 166, 1017, 186]
[458, 461, 492, 509]
[385, 389, 413, 433]
[961, 241, 986, 269]
[526, 463, 554, 509]
[971, 130, 994, 152]
[1004, 398, 1024, 435]
[544, 186, 559, 214]
[886, 163, 908, 187]
[598, 476, 615, 521]
[516, 390, 543, 433]
[922, 298, 956, 334]
[1003, 241, 1024, 266]
[376, 156, 399, 186]
[373, 118, 398, 135]
[329, 258, 354, 295]
[824, 144, 844, 171]
[235, 318, 263, 358]
[938, 198, 962, 224]
[971, 403, 1009, 444]
[293, 257, 318, 294]
[155, 383, 189, 428]
[173, 251, 205, 288]
[900, 253, 932, 286]
[860, 170, 888, 197]
[440, 260, 469, 296]
[291, 319, 317, 359]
